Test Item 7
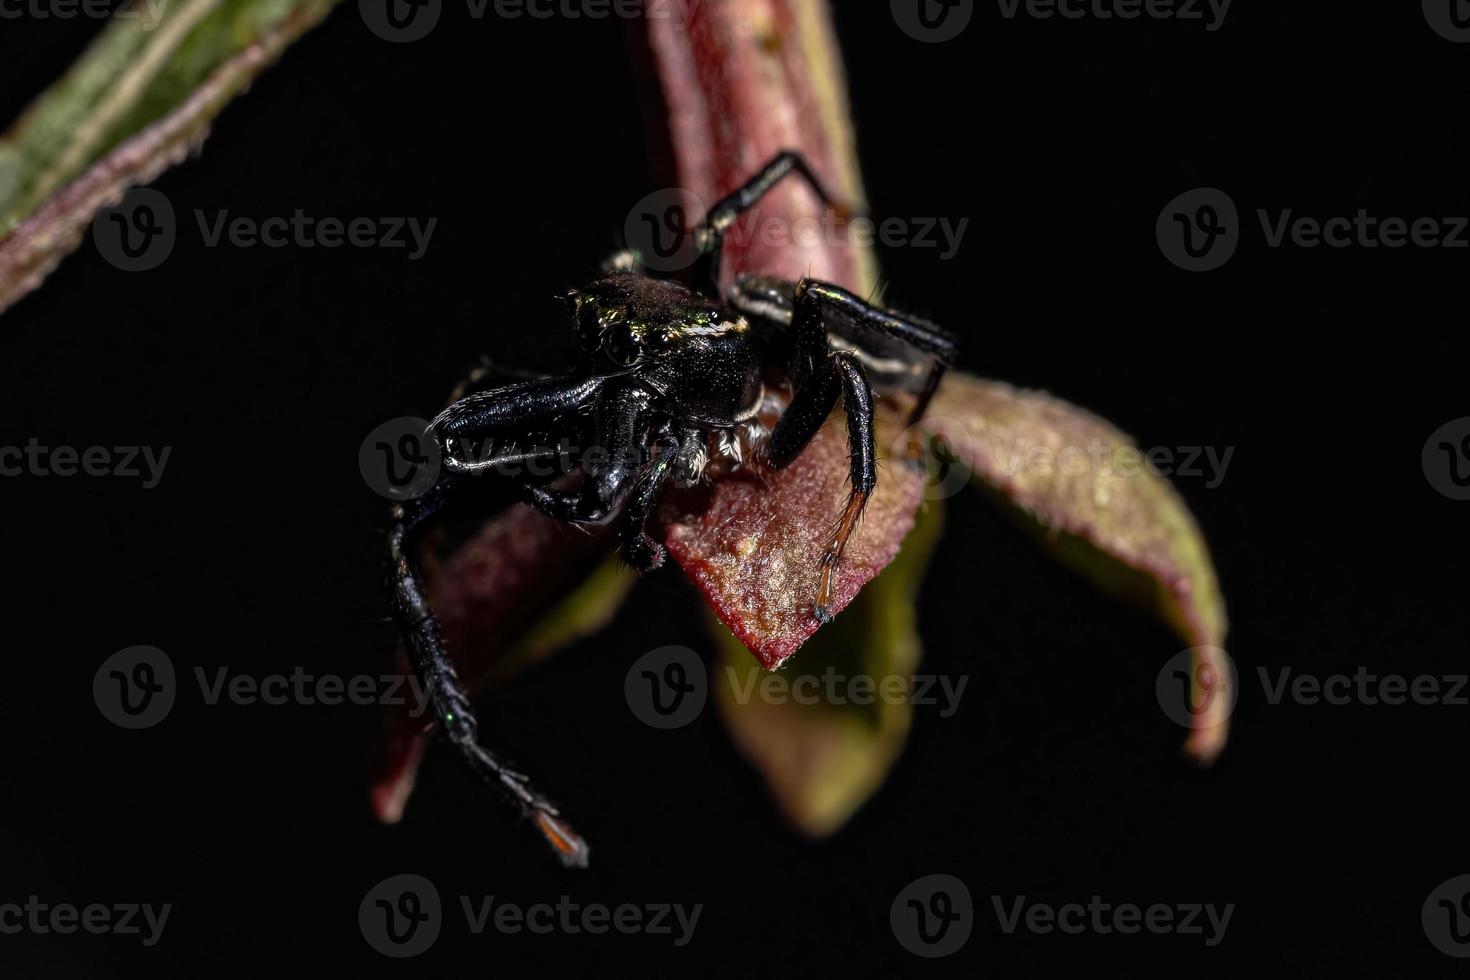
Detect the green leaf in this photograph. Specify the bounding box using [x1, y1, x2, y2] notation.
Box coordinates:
[0, 0, 341, 312]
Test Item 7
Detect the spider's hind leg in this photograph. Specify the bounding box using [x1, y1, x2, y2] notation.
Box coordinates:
[692, 151, 853, 295]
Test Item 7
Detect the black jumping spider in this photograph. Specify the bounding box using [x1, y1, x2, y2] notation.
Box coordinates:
[388, 152, 957, 866]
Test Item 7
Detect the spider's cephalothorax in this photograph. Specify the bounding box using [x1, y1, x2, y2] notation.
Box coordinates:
[388, 152, 957, 867]
[568, 273, 765, 430]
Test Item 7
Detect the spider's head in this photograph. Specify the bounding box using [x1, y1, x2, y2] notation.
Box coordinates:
[565, 287, 646, 368]
[565, 273, 730, 371]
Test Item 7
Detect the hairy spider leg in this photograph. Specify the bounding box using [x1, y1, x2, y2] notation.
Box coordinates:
[385, 369, 652, 866]
[388, 475, 590, 867]
[620, 433, 681, 570]
[754, 276, 958, 621]
[692, 150, 853, 295]
[733, 276, 959, 427]
[792, 279, 958, 427]
[671, 424, 707, 488]
[513, 382, 653, 524]
[434, 370, 680, 567]
[447, 359, 555, 403]
[434, 375, 607, 476]
[766, 345, 875, 623]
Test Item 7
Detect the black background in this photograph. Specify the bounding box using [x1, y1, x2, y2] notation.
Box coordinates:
[1, 1, 1467, 975]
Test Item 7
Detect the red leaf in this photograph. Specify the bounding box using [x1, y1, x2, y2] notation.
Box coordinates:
[645, 0, 874, 293]
[646, 0, 924, 662]
[920, 374, 1231, 761]
[660, 404, 925, 668]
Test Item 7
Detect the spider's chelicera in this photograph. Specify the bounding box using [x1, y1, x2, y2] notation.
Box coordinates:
[388, 152, 957, 866]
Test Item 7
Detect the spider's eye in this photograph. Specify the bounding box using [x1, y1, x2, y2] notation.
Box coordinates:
[575, 301, 603, 347]
[604, 324, 640, 365]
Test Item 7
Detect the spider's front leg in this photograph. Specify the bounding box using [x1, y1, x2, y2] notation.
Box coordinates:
[388, 371, 662, 867]
[619, 431, 682, 570]
[434, 374, 606, 476]
[758, 276, 958, 622]
[510, 382, 653, 525]
[767, 342, 876, 624]
[388, 473, 590, 867]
